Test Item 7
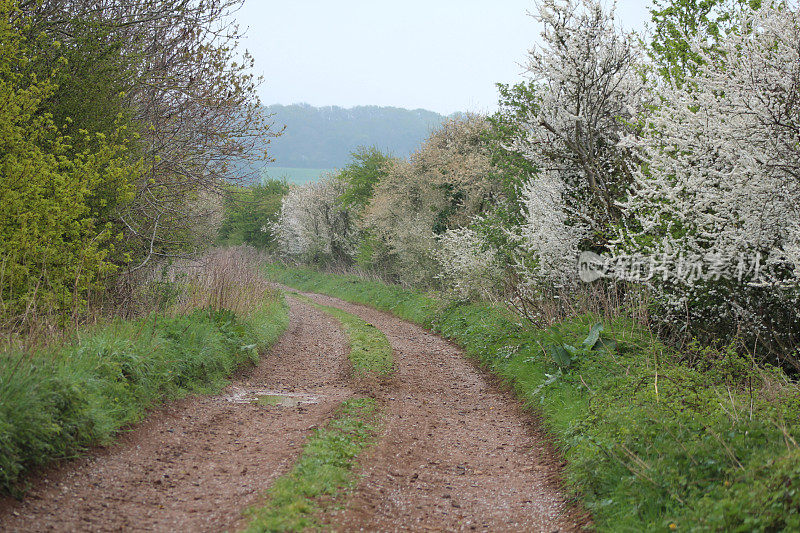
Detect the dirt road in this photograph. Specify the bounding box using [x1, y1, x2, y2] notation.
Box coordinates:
[0, 293, 585, 532]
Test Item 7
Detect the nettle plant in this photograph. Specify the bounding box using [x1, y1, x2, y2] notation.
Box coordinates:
[618, 0, 800, 368]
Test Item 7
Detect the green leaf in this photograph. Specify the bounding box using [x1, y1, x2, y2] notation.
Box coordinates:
[549, 345, 573, 368]
[582, 322, 604, 349]
[595, 337, 618, 352]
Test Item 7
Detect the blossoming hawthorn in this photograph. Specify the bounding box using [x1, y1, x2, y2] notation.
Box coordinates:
[619, 0, 800, 287]
[273, 179, 356, 264]
[612, 0, 800, 367]
[507, 0, 648, 285]
[515, 170, 588, 286]
[434, 226, 502, 300]
[512, 0, 648, 228]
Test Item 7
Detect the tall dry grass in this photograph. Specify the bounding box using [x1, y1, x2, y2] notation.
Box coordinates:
[2, 246, 277, 355]
[501, 272, 652, 331]
[171, 246, 278, 316]
[0, 247, 288, 495]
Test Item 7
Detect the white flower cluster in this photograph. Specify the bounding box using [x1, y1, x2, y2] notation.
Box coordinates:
[273, 179, 355, 263]
[516, 171, 587, 286]
[434, 227, 502, 300]
[509, 0, 644, 286]
[619, 0, 800, 287]
[789, 223, 800, 279]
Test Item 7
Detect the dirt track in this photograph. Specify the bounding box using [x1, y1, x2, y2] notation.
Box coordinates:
[0, 293, 585, 532]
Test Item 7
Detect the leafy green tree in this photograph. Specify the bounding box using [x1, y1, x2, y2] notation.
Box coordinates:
[0, 1, 142, 327]
[218, 180, 290, 250]
[649, 0, 761, 86]
[486, 81, 541, 220]
[337, 147, 395, 212]
[20, 1, 278, 268]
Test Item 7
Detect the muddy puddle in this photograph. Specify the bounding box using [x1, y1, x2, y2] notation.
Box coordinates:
[224, 387, 320, 408]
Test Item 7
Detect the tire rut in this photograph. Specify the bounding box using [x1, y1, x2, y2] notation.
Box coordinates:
[300, 292, 586, 533]
[0, 292, 586, 532]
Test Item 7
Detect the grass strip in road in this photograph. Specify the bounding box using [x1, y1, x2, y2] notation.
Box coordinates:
[242, 397, 380, 532]
[290, 293, 393, 376]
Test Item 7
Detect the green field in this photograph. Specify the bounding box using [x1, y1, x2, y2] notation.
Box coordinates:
[260, 167, 336, 185]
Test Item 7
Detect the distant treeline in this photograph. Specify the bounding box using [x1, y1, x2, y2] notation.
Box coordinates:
[262, 104, 451, 168]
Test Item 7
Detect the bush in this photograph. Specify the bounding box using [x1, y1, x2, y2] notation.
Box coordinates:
[0, 3, 141, 329]
[218, 180, 290, 250]
[274, 178, 356, 266]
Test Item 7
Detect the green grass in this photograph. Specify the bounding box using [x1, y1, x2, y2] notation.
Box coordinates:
[291, 292, 393, 376]
[255, 395, 283, 406]
[260, 167, 336, 185]
[0, 296, 289, 495]
[243, 397, 379, 532]
[265, 263, 800, 532]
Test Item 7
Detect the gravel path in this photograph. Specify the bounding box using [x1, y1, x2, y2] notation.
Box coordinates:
[0, 292, 586, 532]
[301, 292, 585, 533]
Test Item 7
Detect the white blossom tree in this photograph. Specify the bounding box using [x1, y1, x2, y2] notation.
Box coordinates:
[434, 227, 503, 300]
[506, 0, 647, 287]
[513, 0, 648, 229]
[274, 179, 355, 265]
[619, 0, 800, 367]
[620, 0, 800, 285]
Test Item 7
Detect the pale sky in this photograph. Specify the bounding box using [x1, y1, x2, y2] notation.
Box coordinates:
[235, 1, 653, 115]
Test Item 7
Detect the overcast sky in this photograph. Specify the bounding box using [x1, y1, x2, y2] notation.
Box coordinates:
[235, 1, 653, 115]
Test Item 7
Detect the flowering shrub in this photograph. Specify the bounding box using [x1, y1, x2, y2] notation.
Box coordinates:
[489, 0, 649, 311]
[617, 0, 800, 366]
[512, 171, 587, 288]
[360, 115, 500, 285]
[273, 179, 355, 265]
[511, 0, 648, 231]
[621, 1, 800, 283]
[434, 227, 502, 300]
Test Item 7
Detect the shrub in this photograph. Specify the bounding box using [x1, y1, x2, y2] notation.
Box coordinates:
[434, 226, 503, 300]
[0, 3, 140, 329]
[274, 178, 356, 266]
[618, 0, 800, 369]
[218, 180, 289, 250]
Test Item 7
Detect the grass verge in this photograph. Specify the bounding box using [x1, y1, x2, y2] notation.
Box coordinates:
[290, 292, 393, 376]
[242, 397, 379, 532]
[0, 295, 289, 496]
[265, 263, 800, 532]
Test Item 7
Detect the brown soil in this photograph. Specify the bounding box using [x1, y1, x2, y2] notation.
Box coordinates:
[0, 292, 587, 532]
[300, 292, 587, 533]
